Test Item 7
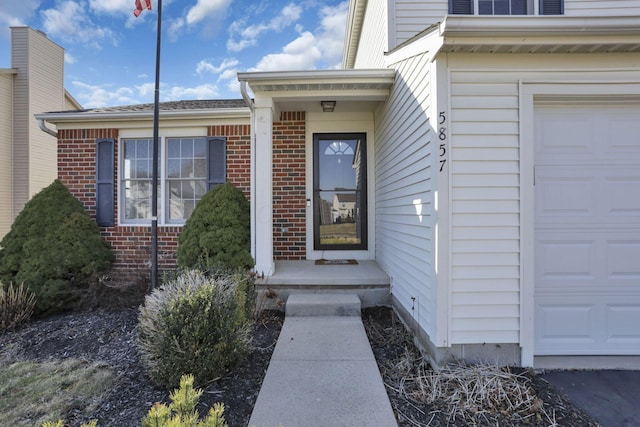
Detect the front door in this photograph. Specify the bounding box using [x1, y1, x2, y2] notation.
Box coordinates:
[313, 133, 367, 250]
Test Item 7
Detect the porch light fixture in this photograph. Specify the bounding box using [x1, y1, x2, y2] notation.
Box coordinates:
[321, 100, 336, 112]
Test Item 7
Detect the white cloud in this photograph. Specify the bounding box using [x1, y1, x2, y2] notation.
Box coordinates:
[251, 31, 321, 71]
[249, 1, 348, 72]
[315, 1, 349, 68]
[41, 1, 117, 48]
[186, 0, 232, 25]
[72, 81, 138, 108]
[165, 83, 220, 100]
[87, 0, 131, 15]
[195, 58, 239, 76]
[0, 0, 41, 38]
[64, 52, 77, 64]
[72, 79, 222, 108]
[227, 2, 302, 52]
[167, 17, 185, 41]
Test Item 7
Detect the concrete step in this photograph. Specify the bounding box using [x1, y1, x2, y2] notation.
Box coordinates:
[285, 293, 361, 317]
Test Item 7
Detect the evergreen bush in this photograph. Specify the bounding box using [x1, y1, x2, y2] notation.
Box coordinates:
[137, 270, 254, 389]
[0, 180, 114, 315]
[177, 183, 253, 271]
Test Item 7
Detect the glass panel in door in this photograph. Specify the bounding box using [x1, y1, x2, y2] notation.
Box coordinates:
[313, 133, 367, 250]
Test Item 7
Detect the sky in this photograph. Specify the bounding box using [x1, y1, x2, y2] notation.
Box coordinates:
[0, 0, 349, 108]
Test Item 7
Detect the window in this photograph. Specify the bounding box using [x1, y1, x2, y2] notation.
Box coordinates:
[450, 0, 562, 14]
[119, 136, 225, 225]
[479, 0, 526, 14]
[166, 138, 207, 221]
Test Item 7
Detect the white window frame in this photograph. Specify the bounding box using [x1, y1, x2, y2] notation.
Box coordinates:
[475, 0, 532, 14]
[451, 0, 544, 15]
[119, 135, 208, 226]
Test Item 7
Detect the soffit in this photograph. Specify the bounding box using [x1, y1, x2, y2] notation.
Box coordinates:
[238, 69, 395, 113]
[238, 69, 395, 96]
[438, 16, 640, 54]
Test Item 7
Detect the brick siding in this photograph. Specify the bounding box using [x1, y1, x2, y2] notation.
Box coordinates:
[272, 112, 307, 260]
[57, 125, 251, 285]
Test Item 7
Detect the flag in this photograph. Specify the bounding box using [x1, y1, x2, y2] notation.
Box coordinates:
[134, 0, 152, 17]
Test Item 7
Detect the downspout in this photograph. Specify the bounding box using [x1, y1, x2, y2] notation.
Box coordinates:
[38, 118, 58, 137]
[240, 81, 257, 267]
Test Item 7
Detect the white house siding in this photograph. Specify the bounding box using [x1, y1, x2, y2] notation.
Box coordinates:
[375, 51, 437, 340]
[353, 0, 388, 68]
[0, 73, 13, 239]
[565, 0, 640, 15]
[446, 52, 640, 347]
[393, 0, 447, 47]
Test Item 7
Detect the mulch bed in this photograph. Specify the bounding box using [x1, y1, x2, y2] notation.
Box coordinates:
[0, 304, 599, 426]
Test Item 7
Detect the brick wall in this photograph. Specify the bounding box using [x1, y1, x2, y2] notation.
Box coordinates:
[272, 112, 306, 260]
[57, 125, 251, 285]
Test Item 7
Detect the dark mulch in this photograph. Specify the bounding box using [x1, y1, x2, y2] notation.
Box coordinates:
[362, 306, 600, 427]
[0, 303, 599, 426]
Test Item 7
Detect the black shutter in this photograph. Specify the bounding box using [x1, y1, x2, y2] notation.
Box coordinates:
[207, 137, 226, 190]
[540, 0, 563, 14]
[96, 138, 115, 227]
[450, 0, 473, 14]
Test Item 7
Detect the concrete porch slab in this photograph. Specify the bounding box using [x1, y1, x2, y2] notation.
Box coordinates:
[255, 260, 391, 309]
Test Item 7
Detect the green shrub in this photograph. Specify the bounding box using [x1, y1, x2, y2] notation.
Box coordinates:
[0, 282, 35, 333]
[142, 374, 228, 427]
[137, 270, 254, 389]
[177, 183, 253, 271]
[0, 180, 114, 315]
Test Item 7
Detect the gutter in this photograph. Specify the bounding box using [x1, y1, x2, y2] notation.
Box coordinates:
[240, 81, 257, 267]
[38, 118, 58, 137]
[439, 15, 640, 37]
[35, 107, 250, 123]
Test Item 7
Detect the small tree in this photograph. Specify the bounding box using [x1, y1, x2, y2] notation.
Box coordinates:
[0, 180, 113, 315]
[177, 183, 253, 271]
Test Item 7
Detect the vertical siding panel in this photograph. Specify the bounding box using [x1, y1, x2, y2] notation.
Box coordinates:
[375, 51, 437, 339]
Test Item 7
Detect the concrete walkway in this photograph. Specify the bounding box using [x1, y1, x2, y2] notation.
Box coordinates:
[248, 294, 397, 427]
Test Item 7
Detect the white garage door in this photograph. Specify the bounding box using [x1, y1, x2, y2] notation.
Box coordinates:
[534, 102, 640, 355]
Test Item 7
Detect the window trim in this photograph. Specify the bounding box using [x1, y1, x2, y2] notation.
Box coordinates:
[450, 0, 562, 15]
[118, 135, 225, 227]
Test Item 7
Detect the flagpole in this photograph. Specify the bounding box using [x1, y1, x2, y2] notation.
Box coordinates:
[151, 0, 162, 289]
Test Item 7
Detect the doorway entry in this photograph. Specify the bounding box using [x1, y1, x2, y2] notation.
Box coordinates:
[313, 133, 367, 250]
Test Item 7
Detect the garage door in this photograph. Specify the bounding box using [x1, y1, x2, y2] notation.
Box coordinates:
[534, 102, 640, 355]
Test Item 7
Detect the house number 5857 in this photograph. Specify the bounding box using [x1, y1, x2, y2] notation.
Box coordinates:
[438, 111, 447, 172]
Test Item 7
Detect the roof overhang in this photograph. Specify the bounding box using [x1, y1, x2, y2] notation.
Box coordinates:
[342, 0, 367, 69]
[237, 69, 395, 113]
[437, 15, 640, 54]
[35, 107, 251, 127]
